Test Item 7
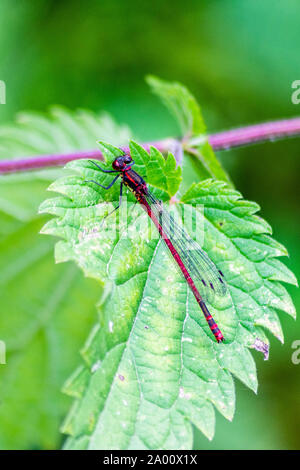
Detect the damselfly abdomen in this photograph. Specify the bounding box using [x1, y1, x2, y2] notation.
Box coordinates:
[86, 153, 227, 342]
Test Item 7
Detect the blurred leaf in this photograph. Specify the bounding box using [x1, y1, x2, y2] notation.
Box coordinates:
[187, 140, 232, 186]
[40, 141, 296, 449]
[0, 108, 131, 449]
[146, 76, 231, 186]
[146, 75, 206, 137]
[0, 226, 99, 450]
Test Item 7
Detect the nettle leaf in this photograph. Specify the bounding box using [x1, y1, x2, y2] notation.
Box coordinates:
[0, 108, 131, 449]
[40, 141, 296, 450]
[147, 75, 206, 136]
[188, 138, 232, 186]
[98, 140, 182, 197]
[146, 75, 231, 185]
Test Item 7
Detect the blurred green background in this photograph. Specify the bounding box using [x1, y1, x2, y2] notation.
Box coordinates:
[0, 0, 299, 450]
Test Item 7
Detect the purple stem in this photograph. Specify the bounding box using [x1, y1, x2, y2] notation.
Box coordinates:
[0, 140, 173, 174]
[1, 118, 300, 174]
[209, 117, 300, 150]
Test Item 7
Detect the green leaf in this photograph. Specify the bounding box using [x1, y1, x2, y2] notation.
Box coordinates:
[0, 228, 99, 450]
[189, 139, 232, 186]
[97, 139, 182, 197]
[146, 75, 206, 137]
[40, 141, 296, 449]
[0, 107, 131, 449]
[146, 76, 231, 186]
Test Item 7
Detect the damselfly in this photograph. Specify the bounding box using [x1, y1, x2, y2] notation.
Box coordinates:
[86, 153, 227, 342]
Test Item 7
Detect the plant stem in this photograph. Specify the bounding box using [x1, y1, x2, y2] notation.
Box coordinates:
[0, 140, 174, 174]
[0, 118, 300, 174]
[209, 117, 300, 150]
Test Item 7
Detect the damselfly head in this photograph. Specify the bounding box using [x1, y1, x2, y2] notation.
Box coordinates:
[112, 154, 132, 170]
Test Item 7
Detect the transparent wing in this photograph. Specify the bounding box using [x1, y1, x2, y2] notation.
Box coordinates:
[145, 190, 227, 304]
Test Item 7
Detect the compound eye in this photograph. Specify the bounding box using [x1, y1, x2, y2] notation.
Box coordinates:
[112, 160, 120, 170]
[124, 155, 132, 164]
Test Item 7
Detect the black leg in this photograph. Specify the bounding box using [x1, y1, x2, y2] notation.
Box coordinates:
[118, 181, 123, 206]
[85, 173, 120, 190]
[88, 159, 119, 173]
[101, 182, 123, 225]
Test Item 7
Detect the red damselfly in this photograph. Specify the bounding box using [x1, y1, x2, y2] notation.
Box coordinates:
[86, 153, 227, 343]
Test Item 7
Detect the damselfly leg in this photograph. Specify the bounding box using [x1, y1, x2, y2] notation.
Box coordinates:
[86, 162, 124, 225]
[85, 173, 120, 190]
[88, 160, 119, 173]
[101, 182, 123, 223]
